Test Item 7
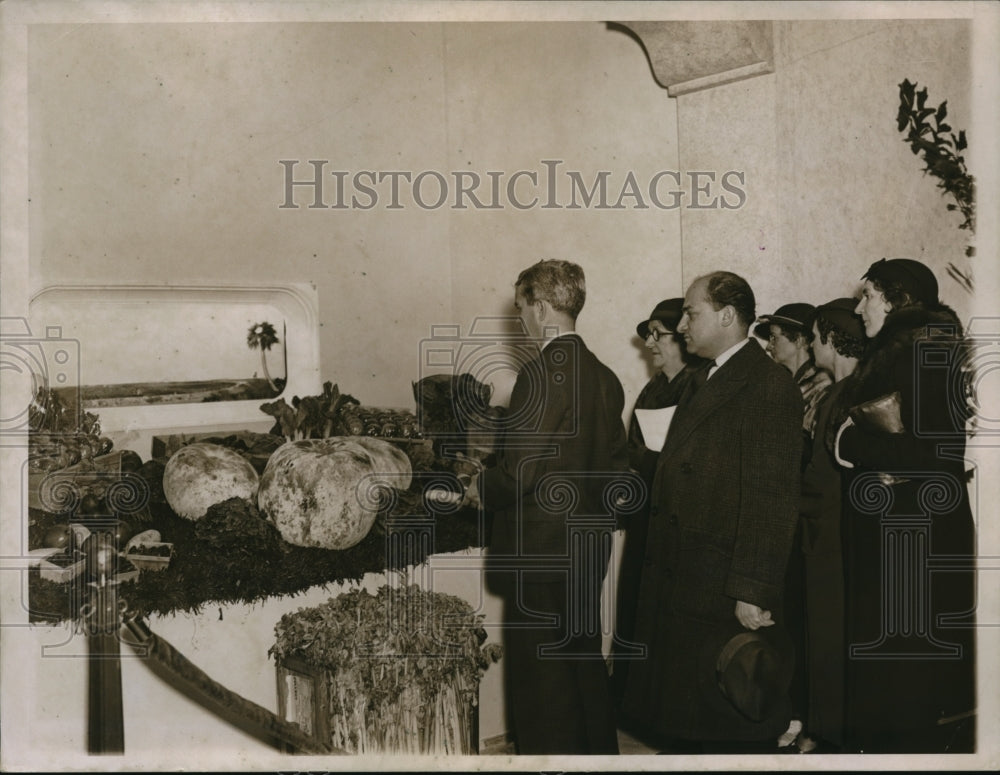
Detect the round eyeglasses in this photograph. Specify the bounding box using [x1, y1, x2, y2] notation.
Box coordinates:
[646, 328, 674, 342]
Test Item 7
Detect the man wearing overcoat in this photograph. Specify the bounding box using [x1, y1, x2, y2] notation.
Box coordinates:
[620, 271, 803, 748]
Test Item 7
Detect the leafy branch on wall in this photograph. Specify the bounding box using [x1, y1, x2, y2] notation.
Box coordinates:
[896, 78, 975, 292]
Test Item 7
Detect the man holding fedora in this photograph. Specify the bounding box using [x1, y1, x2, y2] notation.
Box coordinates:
[620, 271, 803, 752]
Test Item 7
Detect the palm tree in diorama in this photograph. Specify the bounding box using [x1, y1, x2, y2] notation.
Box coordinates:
[247, 321, 279, 393]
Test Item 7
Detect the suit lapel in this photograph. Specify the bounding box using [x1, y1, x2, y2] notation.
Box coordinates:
[660, 342, 759, 460]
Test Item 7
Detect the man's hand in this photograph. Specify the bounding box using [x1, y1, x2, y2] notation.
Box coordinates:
[735, 600, 774, 630]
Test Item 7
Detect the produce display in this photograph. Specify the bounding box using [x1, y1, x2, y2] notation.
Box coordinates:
[28, 382, 486, 623]
[29, 432, 114, 472]
[258, 437, 413, 550]
[259, 382, 420, 441]
[124, 535, 175, 572]
[162, 443, 260, 520]
[31, 521, 138, 585]
[411, 374, 502, 459]
[338, 405, 421, 439]
[28, 387, 114, 473]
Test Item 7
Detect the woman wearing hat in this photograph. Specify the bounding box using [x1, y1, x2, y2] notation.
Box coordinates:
[611, 298, 702, 705]
[754, 302, 833, 445]
[830, 258, 976, 753]
[796, 297, 865, 752]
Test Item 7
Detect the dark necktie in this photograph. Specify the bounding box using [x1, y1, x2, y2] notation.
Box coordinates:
[694, 360, 716, 387]
[680, 360, 716, 409]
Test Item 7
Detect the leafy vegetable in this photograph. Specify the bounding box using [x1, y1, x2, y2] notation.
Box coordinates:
[270, 584, 503, 753]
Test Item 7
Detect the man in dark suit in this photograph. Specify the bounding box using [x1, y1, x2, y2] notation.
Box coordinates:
[620, 271, 803, 751]
[466, 259, 629, 755]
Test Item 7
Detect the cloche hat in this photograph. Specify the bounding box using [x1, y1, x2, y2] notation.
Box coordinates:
[636, 298, 684, 340]
[862, 258, 939, 305]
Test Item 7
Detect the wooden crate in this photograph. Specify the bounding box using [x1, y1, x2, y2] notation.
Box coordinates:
[27, 450, 128, 513]
[275, 656, 330, 752]
[37, 555, 86, 584]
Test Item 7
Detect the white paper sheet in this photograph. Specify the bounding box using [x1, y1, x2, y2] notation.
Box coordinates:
[634, 406, 677, 452]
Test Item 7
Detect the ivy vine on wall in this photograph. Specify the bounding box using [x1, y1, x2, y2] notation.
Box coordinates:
[896, 78, 976, 292]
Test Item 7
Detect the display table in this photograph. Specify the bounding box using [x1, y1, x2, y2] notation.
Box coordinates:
[22, 425, 505, 764]
[21, 547, 507, 768]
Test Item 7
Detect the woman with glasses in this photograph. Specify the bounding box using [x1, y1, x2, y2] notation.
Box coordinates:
[612, 298, 703, 707]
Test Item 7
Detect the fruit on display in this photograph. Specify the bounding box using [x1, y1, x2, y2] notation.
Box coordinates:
[28, 432, 115, 473]
[125, 529, 162, 551]
[43, 524, 72, 550]
[339, 406, 420, 439]
[343, 436, 416, 481]
[111, 520, 135, 547]
[78, 490, 105, 517]
[257, 437, 412, 550]
[28, 387, 114, 473]
[162, 442, 260, 520]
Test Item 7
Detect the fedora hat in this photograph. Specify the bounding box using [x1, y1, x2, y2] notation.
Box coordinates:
[698, 619, 794, 725]
[636, 298, 684, 340]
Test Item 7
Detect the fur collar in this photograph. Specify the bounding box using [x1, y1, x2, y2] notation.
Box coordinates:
[826, 302, 964, 439]
[868, 303, 963, 350]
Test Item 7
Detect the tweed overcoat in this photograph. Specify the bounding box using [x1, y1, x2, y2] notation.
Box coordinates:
[481, 332, 630, 754]
[621, 339, 803, 742]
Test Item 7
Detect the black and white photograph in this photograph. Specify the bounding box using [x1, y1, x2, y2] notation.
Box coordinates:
[1, 0, 997, 770]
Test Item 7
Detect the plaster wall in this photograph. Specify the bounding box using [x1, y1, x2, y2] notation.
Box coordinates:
[28, 21, 681, 414]
[677, 19, 975, 323]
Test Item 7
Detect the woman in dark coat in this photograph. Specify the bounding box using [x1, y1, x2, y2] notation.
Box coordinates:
[797, 298, 865, 752]
[611, 298, 700, 705]
[831, 258, 976, 754]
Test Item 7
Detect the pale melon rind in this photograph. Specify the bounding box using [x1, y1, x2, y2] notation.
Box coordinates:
[162, 443, 259, 520]
[257, 437, 412, 550]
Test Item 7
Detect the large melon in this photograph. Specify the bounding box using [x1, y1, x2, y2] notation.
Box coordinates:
[162, 443, 260, 520]
[257, 437, 412, 550]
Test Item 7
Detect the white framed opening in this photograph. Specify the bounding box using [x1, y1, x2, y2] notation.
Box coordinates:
[28, 283, 322, 452]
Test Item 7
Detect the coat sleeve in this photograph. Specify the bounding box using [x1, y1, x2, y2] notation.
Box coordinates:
[478, 359, 572, 513]
[724, 375, 803, 611]
[838, 343, 966, 472]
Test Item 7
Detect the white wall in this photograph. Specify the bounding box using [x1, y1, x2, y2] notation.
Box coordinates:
[677, 19, 976, 323]
[28, 21, 680, 414]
